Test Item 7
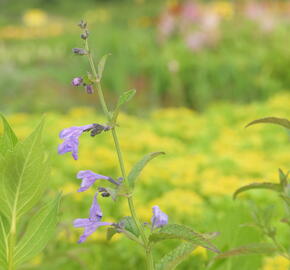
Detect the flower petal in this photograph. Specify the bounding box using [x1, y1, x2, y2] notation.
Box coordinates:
[77, 170, 110, 192]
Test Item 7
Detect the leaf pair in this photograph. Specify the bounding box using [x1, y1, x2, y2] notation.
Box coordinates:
[0, 115, 60, 269]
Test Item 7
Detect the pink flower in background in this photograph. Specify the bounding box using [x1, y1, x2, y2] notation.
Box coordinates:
[185, 31, 208, 51]
[158, 13, 175, 38]
[181, 2, 200, 22]
[201, 12, 220, 31]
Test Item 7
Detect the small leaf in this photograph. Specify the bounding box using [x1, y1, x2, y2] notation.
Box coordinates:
[111, 89, 136, 124]
[233, 182, 282, 200]
[149, 224, 220, 253]
[104, 187, 118, 201]
[246, 117, 290, 129]
[156, 242, 196, 270]
[0, 114, 18, 155]
[107, 227, 118, 241]
[119, 217, 140, 238]
[128, 152, 165, 188]
[279, 169, 289, 189]
[14, 194, 61, 266]
[215, 243, 278, 259]
[98, 53, 111, 80]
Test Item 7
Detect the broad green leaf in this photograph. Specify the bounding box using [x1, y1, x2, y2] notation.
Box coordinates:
[0, 114, 18, 155]
[14, 194, 60, 266]
[111, 89, 136, 124]
[149, 224, 220, 253]
[98, 53, 111, 80]
[215, 243, 278, 259]
[0, 216, 8, 269]
[128, 152, 165, 188]
[0, 118, 50, 219]
[246, 117, 290, 129]
[156, 242, 196, 270]
[119, 216, 140, 237]
[107, 227, 118, 241]
[233, 182, 282, 200]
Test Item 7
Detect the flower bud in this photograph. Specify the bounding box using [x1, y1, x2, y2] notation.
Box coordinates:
[72, 48, 87, 55]
[78, 20, 87, 29]
[81, 30, 89, 40]
[71, 77, 83, 86]
[85, 84, 94, 94]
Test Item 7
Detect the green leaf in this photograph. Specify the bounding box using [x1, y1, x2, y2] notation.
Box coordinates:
[246, 117, 290, 129]
[107, 227, 118, 241]
[111, 89, 136, 124]
[119, 216, 140, 238]
[233, 182, 282, 200]
[14, 194, 61, 266]
[279, 169, 289, 189]
[0, 216, 8, 269]
[0, 114, 18, 155]
[128, 152, 165, 188]
[156, 242, 196, 270]
[98, 53, 111, 80]
[0, 118, 50, 219]
[149, 224, 220, 253]
[215, 243, 278, 259]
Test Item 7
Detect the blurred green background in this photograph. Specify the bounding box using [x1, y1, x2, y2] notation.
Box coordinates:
[0, 0, 290, 270]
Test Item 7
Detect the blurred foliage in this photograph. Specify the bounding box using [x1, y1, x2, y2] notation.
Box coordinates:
[1, 91, 289, 269]
[1, 1, 290, 113]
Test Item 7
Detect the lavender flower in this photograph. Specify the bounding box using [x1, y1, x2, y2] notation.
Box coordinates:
[73, 193, 113, 243]
[77, 170, 118, 192]
[71, 77, 83, 86]
[151, 205, 168, 229]
[58, 124, 94, 160]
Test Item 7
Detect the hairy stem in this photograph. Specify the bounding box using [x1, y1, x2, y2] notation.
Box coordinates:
[85, 38, 155, 270]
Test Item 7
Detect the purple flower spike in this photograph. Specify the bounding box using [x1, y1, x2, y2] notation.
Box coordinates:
[77, 170, 110, 192]
[151, 205, 168, 230]
[72, 77, 83, 86]
[85, 84, 94, 94]
[73, 193, 113, 243]
[58, 124, 94, 160]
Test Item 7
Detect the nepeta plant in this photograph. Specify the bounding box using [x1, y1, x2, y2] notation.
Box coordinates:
[0, 116, 60, 270]
[58, 21, 220, 270]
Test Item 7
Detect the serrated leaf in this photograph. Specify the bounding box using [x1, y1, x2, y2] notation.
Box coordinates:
[246, 117, 290, 129]
[111, 89, 136, 124]
[0, 114, 18, 155]
[98, 53, 111, 80]
[156, 242, 196, 270]
[149, 224, 220, 253]
[107, 227, 118, 241]
[215, 243, 278, 259]
[119, 217, 140, 238]
[233, 182, 282, 200]
[14, 194, 60, 266]
[0, 118, 50, 219]
[128, 152, 165, 188]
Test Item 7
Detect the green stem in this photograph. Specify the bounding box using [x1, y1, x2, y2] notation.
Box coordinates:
[85, 37, 155, 270]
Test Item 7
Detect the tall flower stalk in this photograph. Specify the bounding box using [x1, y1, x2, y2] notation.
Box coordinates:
[58, 20, 220, 270]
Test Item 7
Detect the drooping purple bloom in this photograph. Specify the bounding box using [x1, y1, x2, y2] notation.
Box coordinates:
[77, 170, 113, 192]
[71, 77, 83, 86]
[73, 193, 113, 243]
[58, 124, 94, 160]
[151, 205, 168, 229]
[85, 84, 94, 94]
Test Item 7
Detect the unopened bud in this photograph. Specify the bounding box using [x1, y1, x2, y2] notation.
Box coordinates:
[72, 48, 87, 55]
[78, 20, 87, 29]
[81, 30, 89, 40]
[85, 84, 94, 94]
[71, 77, 83, 86]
